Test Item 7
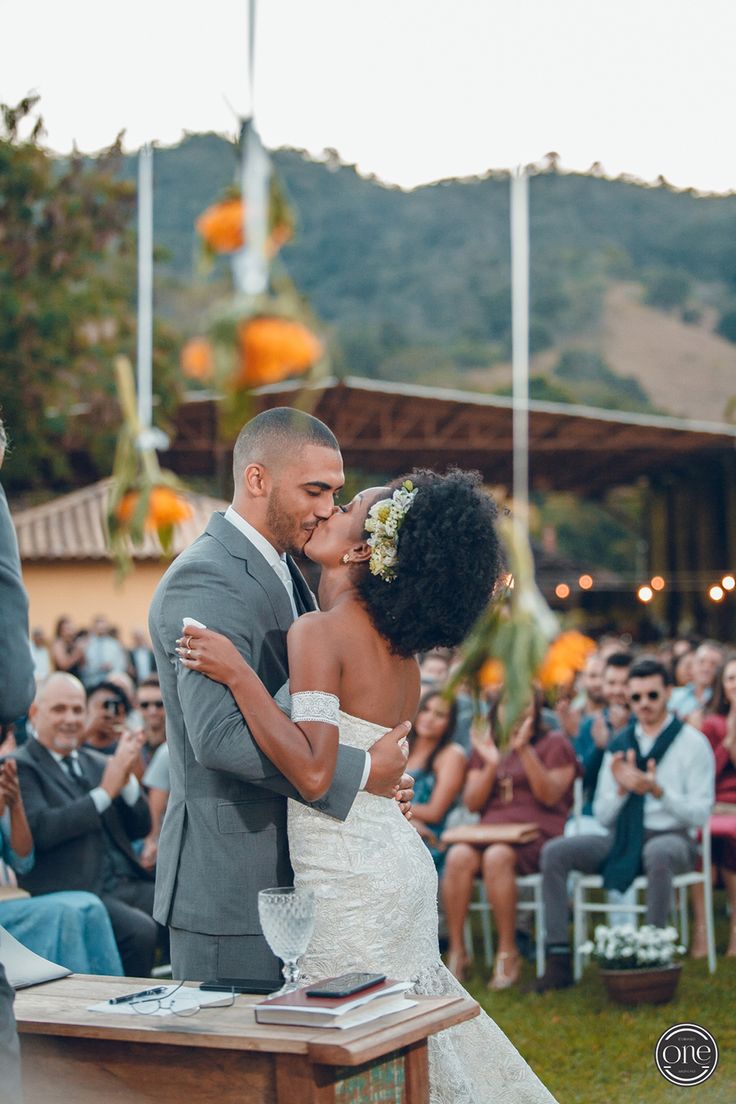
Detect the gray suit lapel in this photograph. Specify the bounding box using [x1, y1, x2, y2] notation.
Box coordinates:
[205, 512, 293, 632]
[29, 739, 81, 801]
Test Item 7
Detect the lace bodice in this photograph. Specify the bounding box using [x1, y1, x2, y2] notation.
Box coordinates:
[286, 706, 557, 1104]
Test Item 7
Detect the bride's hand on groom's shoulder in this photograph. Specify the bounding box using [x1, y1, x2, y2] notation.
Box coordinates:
[176, 623, 243, 686]
[364, 721, 411, 799]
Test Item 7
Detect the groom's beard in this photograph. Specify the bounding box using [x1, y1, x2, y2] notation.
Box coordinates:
[266, 488, 307, 557]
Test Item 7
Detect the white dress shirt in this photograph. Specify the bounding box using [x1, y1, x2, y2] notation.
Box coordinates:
[35, 735, 140, 814]
[593, 714, 715, 833]
[223, 507, 371, 789]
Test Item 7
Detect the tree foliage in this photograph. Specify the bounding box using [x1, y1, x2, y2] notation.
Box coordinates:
[0, 97, 180, 496]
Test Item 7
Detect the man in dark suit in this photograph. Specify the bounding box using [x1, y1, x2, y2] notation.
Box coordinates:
[0, 417, 36, 1104]
[14, 673, 159, 976]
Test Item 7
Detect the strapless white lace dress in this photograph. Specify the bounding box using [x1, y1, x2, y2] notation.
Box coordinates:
[288, 708, 557, 1104]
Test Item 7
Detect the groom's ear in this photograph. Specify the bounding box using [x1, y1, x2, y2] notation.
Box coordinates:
[244, 462, 268, 497]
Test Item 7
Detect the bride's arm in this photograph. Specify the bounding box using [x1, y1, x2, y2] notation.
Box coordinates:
[177, 617, 340, 802]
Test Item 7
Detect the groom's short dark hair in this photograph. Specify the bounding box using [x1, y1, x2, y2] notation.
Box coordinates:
[232, 407, 339, 480]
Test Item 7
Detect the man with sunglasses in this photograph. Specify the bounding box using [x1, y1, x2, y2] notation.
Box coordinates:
[83, 681, 132, 756]
[536, 657, 714, 990]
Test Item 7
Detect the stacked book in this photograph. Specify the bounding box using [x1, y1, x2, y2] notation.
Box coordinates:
[254, 977, 415, 1030]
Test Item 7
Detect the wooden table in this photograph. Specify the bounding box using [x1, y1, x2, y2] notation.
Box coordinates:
[14, 975, 478, 1103]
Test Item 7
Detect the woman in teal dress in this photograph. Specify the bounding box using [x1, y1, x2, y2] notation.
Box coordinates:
[407, 690, 467, 872]
[0, 756, 122, 975]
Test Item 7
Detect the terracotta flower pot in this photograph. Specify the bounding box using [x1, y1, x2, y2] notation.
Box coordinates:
[600, 963, 681, 1005]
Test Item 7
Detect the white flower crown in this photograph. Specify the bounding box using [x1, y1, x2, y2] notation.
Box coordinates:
[364, 480, 418, 582]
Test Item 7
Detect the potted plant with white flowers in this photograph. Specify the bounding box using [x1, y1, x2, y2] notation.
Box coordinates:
[580, 924, 685, 1005]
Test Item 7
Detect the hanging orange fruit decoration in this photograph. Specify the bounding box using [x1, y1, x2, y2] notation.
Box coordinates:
[180, 337, 215, 382]
[536, 629, 596, 692]
[233, 316, 323, 388]
[195, 178, 294, 259]
[115, 485, 193, 530]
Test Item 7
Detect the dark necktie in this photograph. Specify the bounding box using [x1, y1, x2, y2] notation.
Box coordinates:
[60, 755, 88, 791]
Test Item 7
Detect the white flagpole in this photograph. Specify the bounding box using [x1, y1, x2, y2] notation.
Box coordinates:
[136, 143, 153, 430]
[510, 166, 530, 533]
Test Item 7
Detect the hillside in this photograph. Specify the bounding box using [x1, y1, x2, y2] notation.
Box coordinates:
[123, 134, 736, 421]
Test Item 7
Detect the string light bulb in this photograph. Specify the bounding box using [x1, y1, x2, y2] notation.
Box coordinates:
[637, 585, 653, 603]
[650, 576, 665, 591]
[555, 583, 570, 600]
[722, 575, 735, 592]
[579, 574, 593, 590]
[709, 585, 725, 602]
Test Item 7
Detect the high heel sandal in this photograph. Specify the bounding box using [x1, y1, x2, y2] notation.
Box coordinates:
[488, 951, 520, 991]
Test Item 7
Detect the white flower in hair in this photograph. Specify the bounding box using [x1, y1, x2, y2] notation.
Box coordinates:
[364, 480, 417, 582]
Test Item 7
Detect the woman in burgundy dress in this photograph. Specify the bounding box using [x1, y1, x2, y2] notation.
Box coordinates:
[442, 691, 579, 989]
[692, 654, 736, 957]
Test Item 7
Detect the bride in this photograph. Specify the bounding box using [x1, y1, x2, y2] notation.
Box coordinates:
[177, 468, 556, 1104]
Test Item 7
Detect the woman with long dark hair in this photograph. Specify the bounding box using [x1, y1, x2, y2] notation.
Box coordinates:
[407, 690, 465, 871]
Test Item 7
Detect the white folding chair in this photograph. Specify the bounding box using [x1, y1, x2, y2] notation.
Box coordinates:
[464, 874, 546, 978]
[572, 820, 716, 979]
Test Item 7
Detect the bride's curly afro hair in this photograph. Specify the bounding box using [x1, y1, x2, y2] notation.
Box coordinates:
[356, 469, 501, 658]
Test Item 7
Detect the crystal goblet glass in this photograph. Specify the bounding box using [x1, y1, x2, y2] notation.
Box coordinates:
[258, 886, 316, 995]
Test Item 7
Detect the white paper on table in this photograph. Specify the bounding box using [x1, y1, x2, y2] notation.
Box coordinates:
[88, 985, 234, 1016]
[0, 923, 71, 989]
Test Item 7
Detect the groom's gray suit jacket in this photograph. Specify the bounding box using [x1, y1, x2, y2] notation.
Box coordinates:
[149, 511, 365, 940]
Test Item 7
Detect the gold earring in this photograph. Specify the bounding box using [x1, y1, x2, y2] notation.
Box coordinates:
[342, 553, 351, 564]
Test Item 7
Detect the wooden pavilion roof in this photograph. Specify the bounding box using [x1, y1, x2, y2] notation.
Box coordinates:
[165, 377, 736, 495]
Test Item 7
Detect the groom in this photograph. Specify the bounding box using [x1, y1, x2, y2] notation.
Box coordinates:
[149, 408, 410, 982]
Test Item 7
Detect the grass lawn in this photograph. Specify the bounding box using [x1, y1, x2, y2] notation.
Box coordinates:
[461, 893, 735, 1103]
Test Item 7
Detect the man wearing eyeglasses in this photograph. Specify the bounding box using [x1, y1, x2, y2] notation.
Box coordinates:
[536, 657, 715, 991]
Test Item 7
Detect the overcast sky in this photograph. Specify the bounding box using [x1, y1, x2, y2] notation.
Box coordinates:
[3, 0, 735, 192]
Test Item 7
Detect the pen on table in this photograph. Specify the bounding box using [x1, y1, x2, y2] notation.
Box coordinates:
[107, 985, 169, 1006]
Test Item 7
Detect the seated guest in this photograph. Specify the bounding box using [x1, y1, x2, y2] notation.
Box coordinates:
[442, 690, 578, 990]
[80, 616, 128, 691]
[14, 673, 159, 977]
[419, 650, 451, 690]
[537, 658, 715, 990]
[137, 677, 166, 771]
[692, 654, 736, 957]
[128, 628, 156, 686]
[669, 640, 723, 725]
[0, 756, 122, 975]
[407, 691, 466, 872]
[571, 652, 631, 831]
[83, 681, 131, 756]
[50, 616, 87, 680]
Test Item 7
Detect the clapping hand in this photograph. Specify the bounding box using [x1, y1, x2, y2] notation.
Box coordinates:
[0, 758, 21, 813]
[470, 717, 499, 767]
[509, 715, 535, 754]
[611, 748, 658, 796]
[101, 730, 143, 799]
[591, 711, 609, 749]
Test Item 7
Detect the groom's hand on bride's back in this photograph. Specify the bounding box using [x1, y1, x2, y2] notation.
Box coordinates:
[365, 721, 411, 799]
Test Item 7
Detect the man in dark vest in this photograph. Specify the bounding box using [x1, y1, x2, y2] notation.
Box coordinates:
[536, 657, 715, 990]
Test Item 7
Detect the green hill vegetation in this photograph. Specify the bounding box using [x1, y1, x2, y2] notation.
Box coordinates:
[126, 133, 736, 421]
